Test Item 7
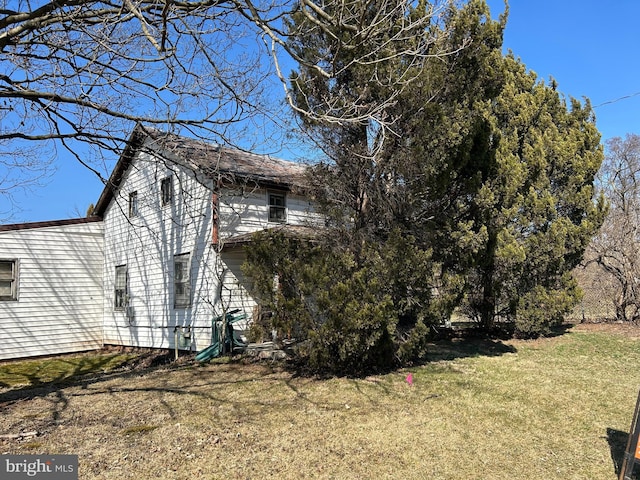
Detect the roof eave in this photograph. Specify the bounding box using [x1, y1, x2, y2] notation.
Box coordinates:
[0, 216, 103, 232]
[91, 125, 310, 217]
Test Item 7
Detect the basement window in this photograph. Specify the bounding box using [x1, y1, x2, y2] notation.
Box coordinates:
[174, 253, 191, 308]
[268, 192, 286, 223]
[0, 259, 18, 301]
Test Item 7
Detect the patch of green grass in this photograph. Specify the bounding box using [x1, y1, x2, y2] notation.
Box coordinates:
[0, 352, 137, 388]
[121, 425, 159, 435]
[22, 442, 44, 450]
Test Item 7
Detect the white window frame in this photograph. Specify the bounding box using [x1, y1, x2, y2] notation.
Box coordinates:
[174, 253, 191, 309]
[268, 191, 287, 223]
[0, 259, 18, 301]
[114, 265, 128, 310]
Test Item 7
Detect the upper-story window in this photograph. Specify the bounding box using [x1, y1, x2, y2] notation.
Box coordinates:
[128, 191, 138, 217]
[161, 177, 172, 206]
[268, 192, 286, 223]
[0, 259, 18, 301]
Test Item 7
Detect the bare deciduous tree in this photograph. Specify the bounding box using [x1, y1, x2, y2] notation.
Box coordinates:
[1, 0, 458, 218]
[1, 0, 274, 153]
[587, 134, 640, 323]
[1, 0, 279, 218]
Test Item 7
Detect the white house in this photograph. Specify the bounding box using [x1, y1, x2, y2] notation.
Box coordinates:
[0, 218, 104, 360]
[0, 125, 319, 360]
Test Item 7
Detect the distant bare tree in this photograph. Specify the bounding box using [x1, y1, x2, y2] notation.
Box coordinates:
[587, 134, 640, 323]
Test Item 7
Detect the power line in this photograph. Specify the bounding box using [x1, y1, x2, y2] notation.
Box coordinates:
[594, 91, 640, 109]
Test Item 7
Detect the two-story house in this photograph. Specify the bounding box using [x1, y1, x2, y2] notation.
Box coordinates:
[0, 124, 318, 360]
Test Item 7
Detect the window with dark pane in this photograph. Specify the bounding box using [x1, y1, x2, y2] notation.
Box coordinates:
[268, 192, 286, 223]
[0, 259, 17, 301]
[128, 191, 138, 217]
[161, 177, 172, 206]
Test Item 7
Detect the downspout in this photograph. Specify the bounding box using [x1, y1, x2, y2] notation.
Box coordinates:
[174, 326, 179, 361]
[212, 191, 219, 247]
[212, 177, 221, 250]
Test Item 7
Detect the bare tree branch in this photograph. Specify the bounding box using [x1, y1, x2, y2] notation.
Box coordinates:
[0, 0, 467, 217]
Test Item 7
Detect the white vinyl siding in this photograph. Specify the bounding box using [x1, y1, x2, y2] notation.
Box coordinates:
[0, 221, 104, 361]
[0, 134, 322, 360]
[101, 139, 321, 351]
[219, 248, 256, 336]
[102, 145, 218, 350]
[218, 188, 321, 240]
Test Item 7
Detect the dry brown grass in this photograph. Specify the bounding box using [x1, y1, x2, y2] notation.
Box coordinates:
[1, 323, 639, 479]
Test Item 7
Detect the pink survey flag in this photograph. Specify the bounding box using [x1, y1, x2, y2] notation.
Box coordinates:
[406, 373, 413, 386]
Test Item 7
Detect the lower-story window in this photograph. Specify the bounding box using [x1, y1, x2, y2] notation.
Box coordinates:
[0, 259, 18, 301]
[174, 253, 191, 308]
[114, 264, 128, 309]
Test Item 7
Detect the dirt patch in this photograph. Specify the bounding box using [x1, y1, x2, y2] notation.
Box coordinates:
[100, 346, 195, 372]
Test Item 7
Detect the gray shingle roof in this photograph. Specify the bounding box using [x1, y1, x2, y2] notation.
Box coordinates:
[94, 124, 308, 218]
[144, 127, 307, 188]
[220, 224, 319, 249]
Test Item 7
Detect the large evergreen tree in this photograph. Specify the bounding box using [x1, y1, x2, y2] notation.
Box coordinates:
[243, 0, 605, 373]
[462, 55, 606, 336]
[244, 1, 507, 374]
[382, 0, 505, 289]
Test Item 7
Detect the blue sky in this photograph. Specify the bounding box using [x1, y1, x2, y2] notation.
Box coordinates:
[8, 0, 640, 223]
[487, 0, 640, 142]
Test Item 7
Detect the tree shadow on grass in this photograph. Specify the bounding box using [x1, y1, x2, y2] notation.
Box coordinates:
[0, 350, 180, 406]
[606, 427, 640, 480]
[422, 321, 581, 363]
[0, 353, 288, 440]
[425, 336, 517, 363]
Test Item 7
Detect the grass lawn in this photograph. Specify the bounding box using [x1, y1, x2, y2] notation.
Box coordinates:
[0, 352, 137, 389]
[0, 323, 639, 479]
